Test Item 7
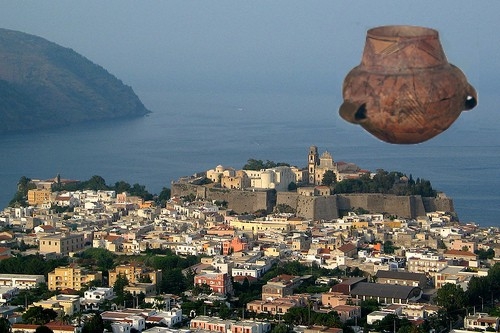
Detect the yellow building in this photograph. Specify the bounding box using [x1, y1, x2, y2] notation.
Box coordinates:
[108, 264, 162, 287]
[221, 170, 251, 190]
[27, 188, 51, 206]
[39, 233, 85, 256]
[383, 220, 403, 229]
[352, 221, 370, 229]
[229, 219, 292, 235]
[48, 266, 102, 291]
[32, 294, 81, 316]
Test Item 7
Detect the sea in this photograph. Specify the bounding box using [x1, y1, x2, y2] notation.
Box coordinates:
[0, 90, 499, 227]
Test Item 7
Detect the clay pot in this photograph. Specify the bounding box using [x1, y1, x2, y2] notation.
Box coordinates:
[339, 25, 477, 144]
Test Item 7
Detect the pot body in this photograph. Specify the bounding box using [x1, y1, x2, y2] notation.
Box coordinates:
[340, 25, 477, 144]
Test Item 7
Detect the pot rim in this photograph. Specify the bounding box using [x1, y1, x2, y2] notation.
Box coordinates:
[368, 25, 438, 39]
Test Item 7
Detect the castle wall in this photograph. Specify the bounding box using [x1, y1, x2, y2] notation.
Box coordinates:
[422, 196, 454, 214]
[335, 194, 428, 218]
[276, 192, 300, 213]
[171, 183, 274, 214]
[313, 196, 339, 221]
[172, 183, 454, 220]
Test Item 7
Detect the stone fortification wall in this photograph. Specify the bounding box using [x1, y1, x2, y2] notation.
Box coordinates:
[276, 192, 300, 213]
[313, 196, 339, 221]
[172, 182, 454, 220]
[422, 196, 454, 213]
[277, 192, 339, 220]
[171, 183, 274, 214]
[335, 194, 427, 218]
[171, 182, 201, 198]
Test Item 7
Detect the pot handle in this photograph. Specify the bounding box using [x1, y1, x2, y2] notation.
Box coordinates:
[463, 84, 477, 111]
[339, 101, 368, 124]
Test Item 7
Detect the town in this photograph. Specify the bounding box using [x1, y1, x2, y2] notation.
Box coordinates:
[0, 146, 498, 333]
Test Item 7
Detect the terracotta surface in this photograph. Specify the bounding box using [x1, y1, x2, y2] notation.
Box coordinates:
[339, 25, 477, 144]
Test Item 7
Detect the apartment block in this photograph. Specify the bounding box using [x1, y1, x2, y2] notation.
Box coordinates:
[194, 273, 233, 296]
[39, 232, 85, 256]
[47, 266, 102, 291]
[27, 188, 51, 206]
[0, 274, 45, 289]
[108, 264, 162, 287]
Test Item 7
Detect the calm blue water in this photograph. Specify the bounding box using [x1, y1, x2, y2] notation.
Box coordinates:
[1, 90, 499, 227]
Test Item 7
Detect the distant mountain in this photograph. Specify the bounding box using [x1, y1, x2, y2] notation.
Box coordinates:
[0, 28, 150, 133]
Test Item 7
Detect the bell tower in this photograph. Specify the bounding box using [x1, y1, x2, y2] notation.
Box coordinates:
[308, 146, 319, 185]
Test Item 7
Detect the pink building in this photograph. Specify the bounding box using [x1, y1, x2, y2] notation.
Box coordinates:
[195, 273, 233, 295]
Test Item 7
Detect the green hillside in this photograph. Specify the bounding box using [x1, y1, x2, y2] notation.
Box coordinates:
[0, 28, 150, 132]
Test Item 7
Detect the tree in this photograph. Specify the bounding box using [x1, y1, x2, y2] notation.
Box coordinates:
[161, 268, 188, 295]
[360, 299, 380, 317]
[113, 274, 129, 302]
[9, 175, 36, 207]
[272, 323, 291, 333]
[433, 283, 466, 320]
[22, 306, 57, 325]
[35, 326, 54, 333]
[466, 276, 490, 306]
[372, 314, 412, 333]
[253, 209, 268, 218]
[216, 301, 232, 319]
[78, 247, 115, 270]
[243, 159, 266, 170]
[383, 241, 395, 254]
[287, 182, 297, 191]
[157, 187, 171, 206]
[182, 193, 196, 202]
[86, 175, 108, 190]
[0, 317, 11, 333]
[242, 159, 289, 170]
[114, 180, 131, 194]
[130, 183, 153, 200]
[192, 283, 211, 296]
[476, 248, 495, 260]
[424, 309, 449, 333]
[81, 314, 106, 333]
[274, 204, 295, 214]
[322, 170, 336, 186]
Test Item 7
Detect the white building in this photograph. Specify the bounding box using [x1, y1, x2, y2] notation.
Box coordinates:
[148, 309, 183, 328]
[231, 320, 271, 333]
[175, 244, 198, 256]
[366, 310, 393, 325]
[111, 322, 132, 333]
[232, 264, 265, 279]
[207, 165, 236, 183]
[101, 311, 147, 332]
[0, 274, 45, 289]
[243, 166, 296, 191]
[464, 313, 500, 331]
[81, 287, 114, 310]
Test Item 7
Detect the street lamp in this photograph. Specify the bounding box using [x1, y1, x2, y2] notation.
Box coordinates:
[479, 296, 484, 312]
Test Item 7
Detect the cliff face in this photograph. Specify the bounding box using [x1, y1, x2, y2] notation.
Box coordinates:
[171, 183, 455, 220]
[0, 28, 150, 133]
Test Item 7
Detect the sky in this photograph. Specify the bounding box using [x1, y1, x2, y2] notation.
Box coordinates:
[1, 1, 499, 111]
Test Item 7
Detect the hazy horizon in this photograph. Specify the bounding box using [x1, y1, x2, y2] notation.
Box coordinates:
[1, 1, 498, 118]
